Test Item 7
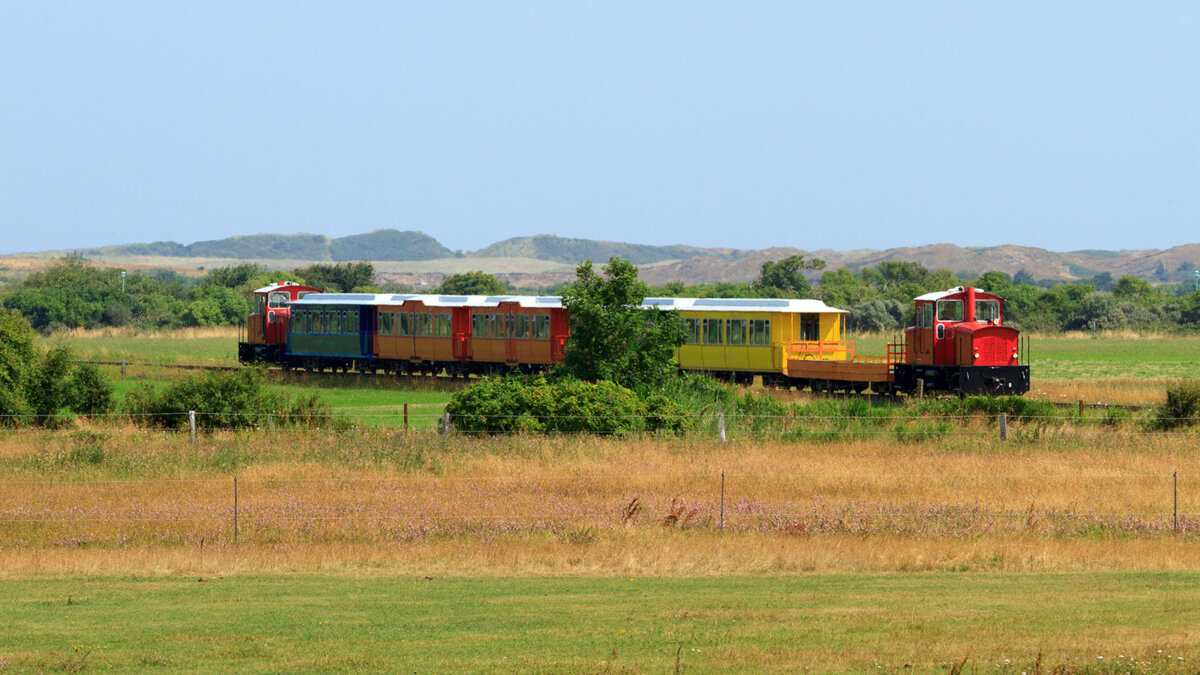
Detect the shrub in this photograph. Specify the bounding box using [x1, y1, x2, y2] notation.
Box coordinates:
[124, 367, 335, 430]
[446, 375, 683, 435]
[1152, 381, 1200, 431]
[69, 362, 114, 416]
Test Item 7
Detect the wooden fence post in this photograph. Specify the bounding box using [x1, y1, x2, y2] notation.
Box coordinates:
[189, 410, 196, 443]
[999, 413, 1007, 441]
[718, 413, 726, 443]
[441, 411, 450, 435]
[720, 471, 725, 532]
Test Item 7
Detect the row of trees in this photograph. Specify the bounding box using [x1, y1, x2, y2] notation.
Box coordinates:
[0, 258, 519, 332]
[3, 255, 1199, 334]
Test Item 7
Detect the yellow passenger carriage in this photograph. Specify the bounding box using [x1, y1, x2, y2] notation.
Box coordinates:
[640, 297, 849, 386]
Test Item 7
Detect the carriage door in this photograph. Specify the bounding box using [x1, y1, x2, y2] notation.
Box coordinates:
[550, 310, 569, 362]
[452, 306, 471, 362]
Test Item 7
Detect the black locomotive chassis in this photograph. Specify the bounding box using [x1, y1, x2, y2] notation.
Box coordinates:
[237, 342, 286, 365]
[893, 364, 1030, 396]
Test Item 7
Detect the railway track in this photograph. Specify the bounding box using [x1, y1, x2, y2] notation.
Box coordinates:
[83, 360, 1152, 412]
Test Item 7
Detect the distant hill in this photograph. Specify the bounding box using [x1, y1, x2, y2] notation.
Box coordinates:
[11, 230, 1199, 289]
[61, 229, 452, 262]
[329, 230, 453, 261]
[471, 234, 748, 266]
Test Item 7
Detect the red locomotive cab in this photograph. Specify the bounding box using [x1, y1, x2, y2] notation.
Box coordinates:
[906, 287, 1018, 367]
[239, 282, 322, 364]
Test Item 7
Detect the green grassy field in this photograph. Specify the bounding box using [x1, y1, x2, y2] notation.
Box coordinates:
[3, 572, 1197, 673]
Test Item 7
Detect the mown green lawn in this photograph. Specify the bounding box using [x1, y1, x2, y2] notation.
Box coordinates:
[52, 334, 239, 366]
[3, 572, 1197, 673]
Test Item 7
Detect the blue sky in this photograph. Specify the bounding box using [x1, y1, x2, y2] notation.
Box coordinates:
[2, 3, 1197, 255]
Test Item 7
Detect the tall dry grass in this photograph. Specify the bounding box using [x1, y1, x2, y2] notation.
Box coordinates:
[3, 426, 1200, 576]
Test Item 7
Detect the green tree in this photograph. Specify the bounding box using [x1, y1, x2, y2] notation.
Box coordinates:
[437, 271, 509, 295]
[1113, 275, 1160, 306]
[0, 308, 36, 422]
[180, 286, 249, 326]
[291, 262, 376, 293]
[751, 255, 825, 298]
[204, 263, 268, 289]
[816, 268, 873, 308]
[560, 257, 686, 392]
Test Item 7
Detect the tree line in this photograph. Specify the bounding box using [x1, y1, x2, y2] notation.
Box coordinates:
[2, 255, 1198, 333]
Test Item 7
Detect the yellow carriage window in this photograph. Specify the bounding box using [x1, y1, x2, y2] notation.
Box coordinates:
[491, 314, 507, 338]
[703, 318, 723, 345]
[683, 318, 701, 345]
[800, 314, 819, 341]
[472, 314, 488, 338]
[379, 311, 393, 336]
[749, 319, 770, 346]
[513, 314, 529, 339]
[727, 319, 747, 346]
[532, 315, 550, 340]
[417, 313, 433, 337]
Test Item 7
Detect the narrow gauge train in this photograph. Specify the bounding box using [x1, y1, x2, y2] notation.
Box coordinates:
[238, 283, 1029, 395]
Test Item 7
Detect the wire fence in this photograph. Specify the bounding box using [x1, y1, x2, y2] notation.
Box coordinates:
[1, 470, 1196, 547]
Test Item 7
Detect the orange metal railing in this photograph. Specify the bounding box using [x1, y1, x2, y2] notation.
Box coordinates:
[785, 340, 908, 366]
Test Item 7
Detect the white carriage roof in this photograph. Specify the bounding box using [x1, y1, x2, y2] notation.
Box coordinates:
[287, 293, 564, 309]
[287, 292, 842, 313]
[641, 297, 846, 314]
[913, 287, 987, 302]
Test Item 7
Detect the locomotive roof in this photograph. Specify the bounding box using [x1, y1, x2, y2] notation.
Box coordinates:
[913, 286, 998, 302]
[641, 297, 846, 313]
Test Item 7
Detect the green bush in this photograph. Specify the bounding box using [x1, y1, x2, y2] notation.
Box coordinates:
[124, 368, 335, 430]
[1152, 381, 1200, 431]
[917, 396, 1056, 423]
[446, 375, 692, 435]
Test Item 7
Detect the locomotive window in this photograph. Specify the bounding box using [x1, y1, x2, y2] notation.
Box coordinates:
[922, 304, 933, 329]
[937, 300, 963, 322]
[749, 319, 771, 346]
[976, 300, 1000, 322]
[703, 319, 723, 345]
[683, 318, 701, 345]
[727, 319, 746, 346]
[268, 292, 288, 309]
[434, 314, 452, 337]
